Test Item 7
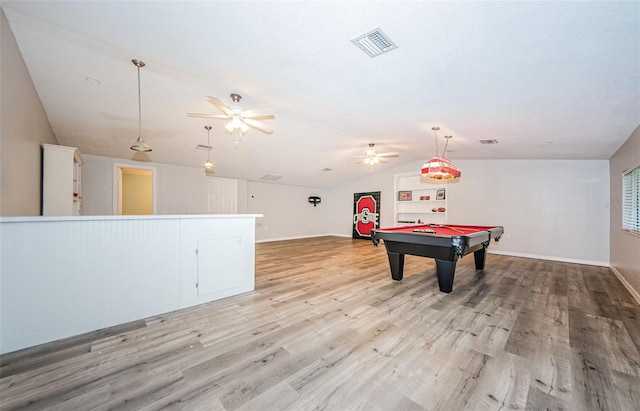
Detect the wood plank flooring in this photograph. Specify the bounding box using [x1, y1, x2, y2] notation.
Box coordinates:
[1, 236, 639, 410]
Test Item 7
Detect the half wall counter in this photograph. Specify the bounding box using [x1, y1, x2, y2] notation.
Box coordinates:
[0, 214, 262, 354]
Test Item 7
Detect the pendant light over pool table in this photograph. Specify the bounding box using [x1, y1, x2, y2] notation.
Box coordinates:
[421, 126, 461, 181]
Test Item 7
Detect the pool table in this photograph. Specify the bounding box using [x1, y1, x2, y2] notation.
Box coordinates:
[371, 224, 504, 293]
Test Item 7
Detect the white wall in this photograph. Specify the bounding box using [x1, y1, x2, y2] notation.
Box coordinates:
[447, 160, 609, 265]
[84, 153, 612, 265]
[82, 154, 248, 215]
[609, 125, 640, 301]
[328, 159, 610, 266]
[247, 181, 331, 242]
[83, 154, 330, 242]
[325, 168, 399, 236]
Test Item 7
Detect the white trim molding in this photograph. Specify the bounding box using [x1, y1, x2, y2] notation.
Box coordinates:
[488, 250, 609, 268]
[610, 265, 640, 307]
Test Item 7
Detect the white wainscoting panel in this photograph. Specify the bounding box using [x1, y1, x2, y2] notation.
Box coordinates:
[0, 214, 260, 354]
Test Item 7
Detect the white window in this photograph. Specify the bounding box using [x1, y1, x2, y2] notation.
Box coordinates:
[623, 165, 640, 235]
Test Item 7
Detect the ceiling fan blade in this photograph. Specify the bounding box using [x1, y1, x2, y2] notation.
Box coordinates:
[206, 96, 232, 116]
[241, 109, 275, 120]
[186, 113, 230, 119]
[243, 118, 274, 135]
[378, 152, 399, 158]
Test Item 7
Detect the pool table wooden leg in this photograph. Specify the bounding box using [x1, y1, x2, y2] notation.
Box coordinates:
[435, 259, 457, 293]
[474, 248, 487, 270]
[387, 252, 405, 281]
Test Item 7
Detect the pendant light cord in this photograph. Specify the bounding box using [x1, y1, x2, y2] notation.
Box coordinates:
[137, 65, 142, 138]
[129, 59, 150, 152]
[443, 136, 450, 158]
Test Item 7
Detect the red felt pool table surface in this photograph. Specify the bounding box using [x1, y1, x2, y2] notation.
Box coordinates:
[377, 224, 499, 237]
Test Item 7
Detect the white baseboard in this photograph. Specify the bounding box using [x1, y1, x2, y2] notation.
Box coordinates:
[329, 233, 353, 238]
[488, 250, 609, 267]
[255, 233, 334, 243]
[256, 233, 360, 243]
[610, 265, 640, 307]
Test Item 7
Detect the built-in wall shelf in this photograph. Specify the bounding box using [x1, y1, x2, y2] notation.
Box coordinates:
[394, 171, 449, 226]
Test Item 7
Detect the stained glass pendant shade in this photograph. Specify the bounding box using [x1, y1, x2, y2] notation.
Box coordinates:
[421, 127, 461, 180]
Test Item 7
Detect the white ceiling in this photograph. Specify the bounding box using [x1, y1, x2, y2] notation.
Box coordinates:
[3, 1, 639, 188]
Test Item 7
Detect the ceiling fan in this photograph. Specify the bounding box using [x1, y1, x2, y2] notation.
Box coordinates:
[186, 94, 275, 137]
[356, 143, 399, 166]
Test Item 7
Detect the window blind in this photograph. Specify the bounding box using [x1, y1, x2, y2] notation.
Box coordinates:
[623, 165, 640, 234]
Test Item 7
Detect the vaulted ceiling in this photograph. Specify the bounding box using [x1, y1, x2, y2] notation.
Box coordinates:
[3, 1, 639, 188]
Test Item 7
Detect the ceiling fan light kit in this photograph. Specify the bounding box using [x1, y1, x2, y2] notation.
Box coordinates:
[187, 93, 275, 146]
[364, 146, 381, 166]
[224, 117, 249, 137]
[129, 59, 152, 152]
[357, 143, 399, 167]
[421, 127, 461, 180]
[364, 156, 380, 166]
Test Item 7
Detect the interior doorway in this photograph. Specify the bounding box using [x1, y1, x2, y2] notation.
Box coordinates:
[113, 164, 156, 215]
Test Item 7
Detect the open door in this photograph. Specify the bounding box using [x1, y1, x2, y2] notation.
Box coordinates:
[114, 164, 156, 215]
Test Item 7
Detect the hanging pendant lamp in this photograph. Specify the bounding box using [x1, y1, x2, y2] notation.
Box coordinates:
[130, 59, 152, 152]
[421, 126, 461, 180]
[202, 125, 215, 172]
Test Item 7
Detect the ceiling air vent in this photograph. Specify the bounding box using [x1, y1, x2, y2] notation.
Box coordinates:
[321, 168, 332, 172]
[196, 144, 212, 151]
[351, 27, 398, 58]
[259, 174, 282, 182]
[479, 139, 499, 145]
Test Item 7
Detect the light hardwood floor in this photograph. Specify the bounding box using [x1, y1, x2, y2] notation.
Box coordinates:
[1, 236, 639, 410]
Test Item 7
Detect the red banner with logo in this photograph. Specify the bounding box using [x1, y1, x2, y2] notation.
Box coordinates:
[352, 191, 381, 239]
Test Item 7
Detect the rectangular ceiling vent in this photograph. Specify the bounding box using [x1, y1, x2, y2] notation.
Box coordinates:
[351, 27, 398, 58]
[196, 144, 212, 151]
[259, 174, 282, 182]
[321, 168, 332, 172]
[479, 139, 499, 145]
